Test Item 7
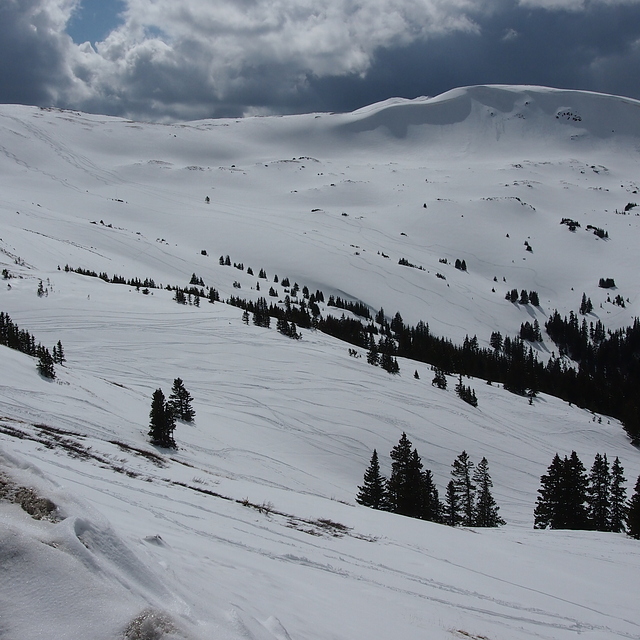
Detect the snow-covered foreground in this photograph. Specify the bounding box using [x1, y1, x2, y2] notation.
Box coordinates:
[1, 85, 640, 639]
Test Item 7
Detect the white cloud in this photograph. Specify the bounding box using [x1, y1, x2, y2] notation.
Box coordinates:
[61, 0, 482, 117]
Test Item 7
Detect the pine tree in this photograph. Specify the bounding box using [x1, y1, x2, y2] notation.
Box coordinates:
[168, 378, 195, 422]
[148, 388, 176, 448]
[366, 340, 379, 366]
[586, 453, 610, 531]
[419, 469, 442, 523]
[627, 475, 640, 539]
[444, 480, 460, 527]
[356, 449, 389, 510]
[534, 453, 564, 529]
[565, 451, 589, 529]
[432, 368, 447, 389]
[37, 348, 55, 379]
[52, 340, 65, 364]
[451, 451, 475, 526]
[489, 331, 503, 352]
[534, 452, 589, 529]
[387, 433, 421, 517]
[473, 457, 505, 527]
[579, 292, 593, 315]
[609, 457, 628, 533]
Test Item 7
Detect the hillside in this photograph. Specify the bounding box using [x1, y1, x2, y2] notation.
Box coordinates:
[1, 85, 640, 640]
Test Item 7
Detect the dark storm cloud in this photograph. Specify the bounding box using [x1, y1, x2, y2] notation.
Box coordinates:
[1, 0, 640, 120]
[0, 0, 77, 105]
[304, 2, 640, 114]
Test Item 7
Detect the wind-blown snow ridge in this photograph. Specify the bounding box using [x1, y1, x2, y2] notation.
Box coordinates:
[1, 85, 640, 640]
[339, 85, 640, 140]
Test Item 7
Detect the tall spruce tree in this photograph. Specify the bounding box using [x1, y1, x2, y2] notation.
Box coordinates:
[388, 433, 421, 517]
[168, 378, 195, 422]
[419, 469, 443, 523]
[451, 451, 475, 526]
[628, 476, 640, 539]
[444, 480, 461, 527]
[586, 453, 611, 531]
[565, 451, 589, 529]
[473, 457, 505, 527]
[534, 453, 565, 529]
[609, 457, 628, 533]
[356, 450, 389, 510]
[148, 388, 176, 448]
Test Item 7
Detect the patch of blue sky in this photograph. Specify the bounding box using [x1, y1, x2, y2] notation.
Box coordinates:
[67, 0, 125, 45]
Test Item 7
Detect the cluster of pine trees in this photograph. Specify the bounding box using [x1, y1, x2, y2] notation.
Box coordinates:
[0, 312, 65, 379]
[62, 265, 158, 290]
[356, 434, 504, 528]
[148, 378, 195, 449]
[454, 375, 478, 407]
[534, 451, 640, 536]
[505, 289, 540, 306]
[326, 295, 371, 319]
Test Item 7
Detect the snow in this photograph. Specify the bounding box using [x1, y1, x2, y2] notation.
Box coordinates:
[1, 85, 640, 639]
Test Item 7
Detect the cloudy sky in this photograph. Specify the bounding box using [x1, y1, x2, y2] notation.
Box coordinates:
[2, 0, 640, 121]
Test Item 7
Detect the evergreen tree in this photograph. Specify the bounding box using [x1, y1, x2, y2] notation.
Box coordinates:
[432, 368, 447, 389]
[534, 453, 564, 529]
[444, 480, 461, 527]
[455, 376, 477, 407]
[564, 451, 589, 529]
[168, 378, 195, 422]
[609, 457, 628, 533]
[473, 457, 505, 527]
[379, 337, 399, 374]
[419, 469, 443, 523]
[366, 340, 379, 366]
[534, 452, 589, 529]
[148, 388, 176, 448]
[53, 340, 65, 364]
[579, 293, 593, 315]
[388, 433, 422, 517]
[586, 453, 610, 531]
[627, 475, 640, 539]
[37, 348, 56, 379]
[451, 451, 475, 526]
[356, 449, 389, 510]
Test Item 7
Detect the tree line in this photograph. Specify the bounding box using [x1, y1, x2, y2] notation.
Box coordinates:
[356, 433, 505, 528]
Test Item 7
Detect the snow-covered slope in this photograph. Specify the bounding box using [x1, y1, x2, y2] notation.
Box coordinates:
[1, 85, 640, 640]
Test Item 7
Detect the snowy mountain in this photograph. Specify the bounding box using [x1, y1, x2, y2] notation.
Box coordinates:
[1, 85, 640, 640]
